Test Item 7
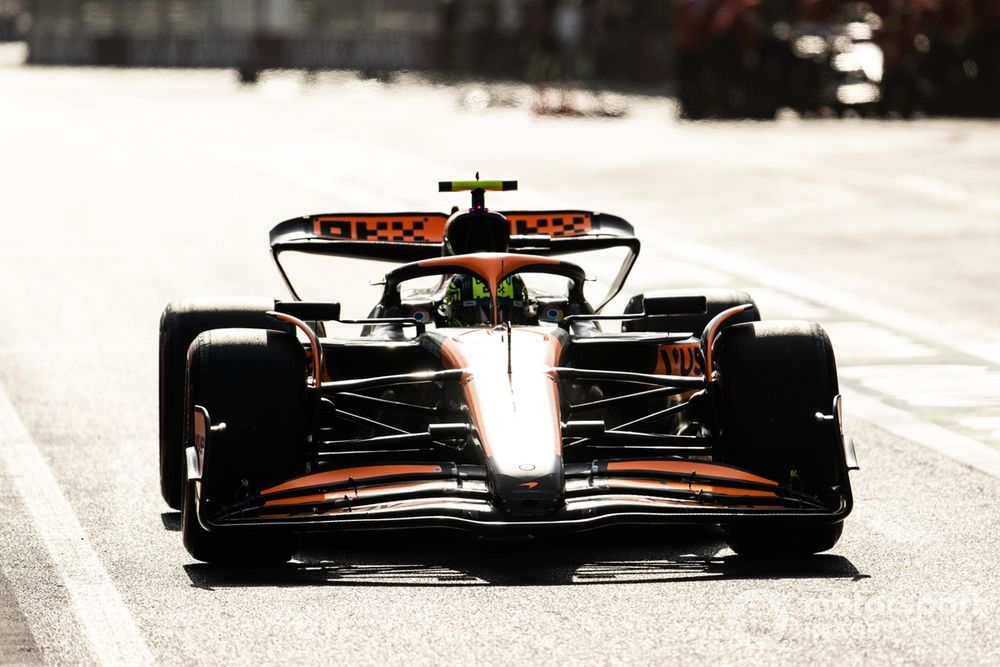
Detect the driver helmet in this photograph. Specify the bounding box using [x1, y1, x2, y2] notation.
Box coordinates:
[443, 273, 534, 326]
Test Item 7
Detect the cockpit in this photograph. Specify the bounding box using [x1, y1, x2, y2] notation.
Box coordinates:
[376, 253, 591, 331]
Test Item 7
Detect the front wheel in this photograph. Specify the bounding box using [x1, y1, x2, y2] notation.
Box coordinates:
[181, 327, 306, 564]
[182, 478, 295, 566]
[715, 320, 847, 556]
[723, 522, 843, 557]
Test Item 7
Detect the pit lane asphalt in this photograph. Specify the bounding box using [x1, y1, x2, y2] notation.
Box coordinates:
[1, 58, 999, 665]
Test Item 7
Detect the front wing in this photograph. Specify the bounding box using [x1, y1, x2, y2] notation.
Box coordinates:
[187, 454, 853, 536]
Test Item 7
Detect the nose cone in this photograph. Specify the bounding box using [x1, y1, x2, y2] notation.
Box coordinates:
[440, 327, 565, 517]
[490, 456, 565, 517]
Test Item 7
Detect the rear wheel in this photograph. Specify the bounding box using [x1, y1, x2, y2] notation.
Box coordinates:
[159, 297, 291, 509]
[621, 288, 760, 334]
[715, 320, 846, 556]
[181, 328, 307, 564]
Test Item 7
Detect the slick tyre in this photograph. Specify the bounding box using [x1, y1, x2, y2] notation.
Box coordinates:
[715, 320, 846, 556]
[181, 328, 306, 564]
[622, 288, 760, 334]
[159, 297, 292, 509]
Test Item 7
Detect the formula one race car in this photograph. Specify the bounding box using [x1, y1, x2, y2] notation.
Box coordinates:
[159, 179, 858, 564]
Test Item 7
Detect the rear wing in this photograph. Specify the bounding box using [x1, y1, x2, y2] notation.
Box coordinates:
[269, 210, 640, 311]
[269, 210, 637, 258]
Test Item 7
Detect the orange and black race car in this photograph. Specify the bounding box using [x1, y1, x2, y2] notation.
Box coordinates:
[158, 179, 858, 564]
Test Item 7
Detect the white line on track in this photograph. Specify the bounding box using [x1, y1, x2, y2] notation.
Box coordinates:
[0, 388, 154, 666]
[843, 388, 1000, 478]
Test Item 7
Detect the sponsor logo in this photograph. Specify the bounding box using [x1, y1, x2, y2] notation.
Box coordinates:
[656, 343, 704, 377]
[313, 215, 447, 243]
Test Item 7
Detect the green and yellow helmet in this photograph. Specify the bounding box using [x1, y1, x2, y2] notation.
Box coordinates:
[443, 274, 532, 326]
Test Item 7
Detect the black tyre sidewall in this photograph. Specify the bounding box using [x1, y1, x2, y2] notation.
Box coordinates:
[181, 327, 305, 564]
[159, 297, 289, 509]
[716, 320, 842, 493]
[188, 328, 307, 507]
[715, 320, 845, 555]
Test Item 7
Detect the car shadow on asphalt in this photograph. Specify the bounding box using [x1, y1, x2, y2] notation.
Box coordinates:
[182, 525, 864, 589]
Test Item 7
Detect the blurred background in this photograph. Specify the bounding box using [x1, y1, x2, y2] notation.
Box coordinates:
[3, 0, 1000, 118]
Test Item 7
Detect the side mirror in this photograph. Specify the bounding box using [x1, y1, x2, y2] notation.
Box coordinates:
[642, 295, 707, 317]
